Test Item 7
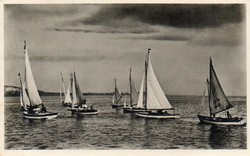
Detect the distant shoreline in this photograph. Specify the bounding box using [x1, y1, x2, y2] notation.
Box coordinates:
[4, 85, 246, 97]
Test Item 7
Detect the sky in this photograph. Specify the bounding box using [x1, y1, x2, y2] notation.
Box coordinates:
[4, 4, 246, 96]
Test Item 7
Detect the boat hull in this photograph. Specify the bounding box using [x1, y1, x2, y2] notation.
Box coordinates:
[71, 109, 98, 115]
[122, 107, 146, 113]
[197, 114, 245, 126]
[62, 103, 71, 107]
[23, 111, 58, 119]
[136, 111, 180, 119]
[111, 104, 123, 108]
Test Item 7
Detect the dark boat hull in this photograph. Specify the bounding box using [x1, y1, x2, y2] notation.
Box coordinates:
[122, 107, 146, 113]
[197, 114, 245, 126]
[136, 111, 180, 119]
[23, 111, 58, 119]
[111, 104, 123, 108]
[62, 103, 71, 107]
[71, 109, 98, 115]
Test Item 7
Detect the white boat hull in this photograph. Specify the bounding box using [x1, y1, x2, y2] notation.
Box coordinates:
[198, 115, 245, 126]
[23, 111, 58, 119]
[136, 112, 180, 119]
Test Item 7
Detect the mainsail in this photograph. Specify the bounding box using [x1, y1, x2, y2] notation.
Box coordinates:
[137, 51, 173, 110]
[209, 59, 233, 115]
[146, 55, 173, 109]
[72, 72, 86, 107]
[24, 41, 42, 105]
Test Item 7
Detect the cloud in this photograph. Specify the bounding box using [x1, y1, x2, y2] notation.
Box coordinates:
[80, 4, 244, 28]
[49, 4, 244, 36]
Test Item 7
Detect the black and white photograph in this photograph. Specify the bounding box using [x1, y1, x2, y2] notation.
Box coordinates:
[1, 1, 248, 154]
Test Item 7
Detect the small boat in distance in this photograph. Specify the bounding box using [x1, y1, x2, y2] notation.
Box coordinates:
[135, 49, 180, 119]
[20, 41, 58, 119]
[68, 71, 98, 115]
[111, 78, 123, 108]
[197, 58, 245, 126]
[122, 68, 144, 113]
[59, 72, 67, 106]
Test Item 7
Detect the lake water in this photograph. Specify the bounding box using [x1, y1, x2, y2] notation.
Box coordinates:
[4, 95, 247, 149]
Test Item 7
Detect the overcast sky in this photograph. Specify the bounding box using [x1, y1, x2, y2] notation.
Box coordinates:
[4, 4, 246, 96]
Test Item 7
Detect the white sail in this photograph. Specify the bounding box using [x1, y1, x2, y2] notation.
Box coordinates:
[21, 81, 31, 109]
[137, 72, 145, 108]
[64, 81, 72, 104]
[25, 46, 42, 105]
[18, 72, 31, 110]
[146, 56, 173, 109]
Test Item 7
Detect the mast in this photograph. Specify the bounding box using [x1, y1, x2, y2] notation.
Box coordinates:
[114, 78, 117, 103]
[129, 68, 132, 107]
[209, 58, 212, 117]
[144, 49, 150, 110]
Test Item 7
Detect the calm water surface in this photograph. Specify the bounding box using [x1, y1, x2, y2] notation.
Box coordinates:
[5, 95, 247, 149]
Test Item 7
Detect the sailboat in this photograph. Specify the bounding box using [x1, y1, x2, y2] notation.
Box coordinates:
[20, 41, 58, 119]
[68, 71, 98, 115]
[122, 68, 144, 113]
[111, 78, 123, 108]
[135, 49, 180, 119]
[197, 58, 245, 126]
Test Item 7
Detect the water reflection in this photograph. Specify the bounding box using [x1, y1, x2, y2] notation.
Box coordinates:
[209, 125, 232, 149]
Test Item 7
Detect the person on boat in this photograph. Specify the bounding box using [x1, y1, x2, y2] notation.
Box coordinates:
[27, 106, 33, 114]
[90, 105, 93, 110]
[41, 104, 47, 113]
[157, 110, 163, 114]
[227, 111, 232, 118]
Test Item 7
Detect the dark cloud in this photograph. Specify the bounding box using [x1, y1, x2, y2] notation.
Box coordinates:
[81, 4, 244, 28]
